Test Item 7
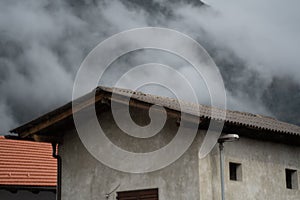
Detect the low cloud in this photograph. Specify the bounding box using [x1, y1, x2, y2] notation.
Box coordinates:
[1, 0, 299, 134]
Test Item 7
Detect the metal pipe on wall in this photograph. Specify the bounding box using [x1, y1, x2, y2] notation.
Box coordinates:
[219, 143, 225, 200]
[52, 143, 61, 200]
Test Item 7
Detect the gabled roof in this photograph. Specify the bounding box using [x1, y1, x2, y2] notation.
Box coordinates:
[9, 86, 300, 144]
[0, 136, 57, 187]
[100, 87, 300, 135]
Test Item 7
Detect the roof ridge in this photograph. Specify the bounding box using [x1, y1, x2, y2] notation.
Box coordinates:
[98, 86, 300, 135]
[9, 86, 300, 140]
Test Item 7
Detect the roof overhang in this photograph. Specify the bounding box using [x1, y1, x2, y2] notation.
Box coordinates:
[8, 86, 300, 145]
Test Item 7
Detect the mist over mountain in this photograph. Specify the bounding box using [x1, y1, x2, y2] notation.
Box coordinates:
[0, 0, 299, 133]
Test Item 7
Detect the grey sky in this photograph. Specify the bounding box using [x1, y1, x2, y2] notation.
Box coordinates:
[0, 0, 299, 134]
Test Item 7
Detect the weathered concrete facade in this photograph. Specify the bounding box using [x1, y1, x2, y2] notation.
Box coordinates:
[60, 107, 204, 200]
[60, 107, 300, 200]
[200, 138, 300, 199]
[9, 87, 300, 200]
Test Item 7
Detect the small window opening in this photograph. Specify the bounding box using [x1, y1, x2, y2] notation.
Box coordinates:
[286, 169, 298, 189]
[229, 162, 242, 181]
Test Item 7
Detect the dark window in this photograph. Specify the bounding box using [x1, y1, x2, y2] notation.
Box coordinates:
[229, 162, 242, 181]
[117, 188, 158, 200]
[285, 169, 298, 189]
[0, 190, 55, 200]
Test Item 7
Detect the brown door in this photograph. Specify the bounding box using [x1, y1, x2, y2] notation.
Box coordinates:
[117, 188, 158, 200]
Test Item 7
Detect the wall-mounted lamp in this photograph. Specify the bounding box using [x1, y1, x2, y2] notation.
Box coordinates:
[218, 134, 239, 200]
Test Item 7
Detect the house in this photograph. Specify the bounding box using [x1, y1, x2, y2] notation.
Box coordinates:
[0, 136, 56, 200]
[8, 86, 300, 199]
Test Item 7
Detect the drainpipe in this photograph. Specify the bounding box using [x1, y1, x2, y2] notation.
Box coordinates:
[219, 142, 225, 200]
[52, 143, 61, 200]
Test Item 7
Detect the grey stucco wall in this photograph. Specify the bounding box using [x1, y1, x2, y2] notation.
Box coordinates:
[200, 137, 300, 200]
[59, 105, 300, 200]
[60, 107, 204, 200]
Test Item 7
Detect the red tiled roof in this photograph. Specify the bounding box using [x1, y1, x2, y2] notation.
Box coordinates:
[0, 136, 57, 187]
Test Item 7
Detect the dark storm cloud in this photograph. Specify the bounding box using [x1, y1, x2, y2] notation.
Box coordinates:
[0, 0, 299, 133]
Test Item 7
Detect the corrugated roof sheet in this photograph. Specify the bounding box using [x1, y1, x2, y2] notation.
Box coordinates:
[9, 86, 300, 141]
[99, 86, 300, 136]
[0, 136, 57, 187]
